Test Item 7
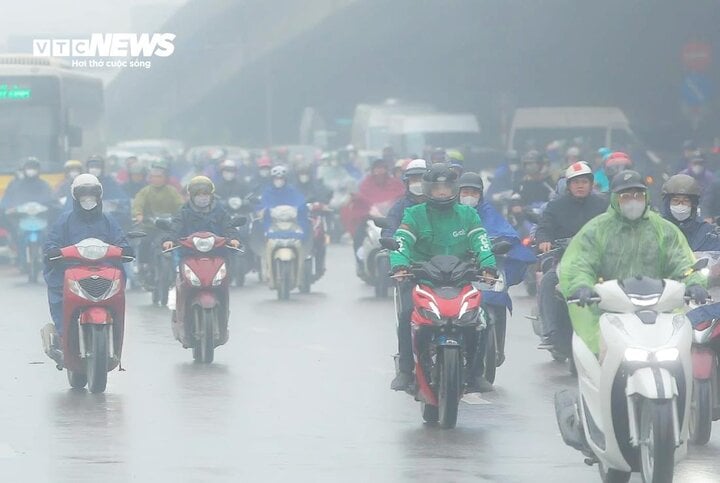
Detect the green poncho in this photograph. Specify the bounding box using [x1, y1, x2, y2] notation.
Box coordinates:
[559, 193, 704, 354]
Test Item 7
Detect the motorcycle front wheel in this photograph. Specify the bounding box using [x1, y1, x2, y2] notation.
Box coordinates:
[438, 347, 462, 429]
[192, 307, 215, 363]
[689, 379, 713, 445]
[28, 242, 39, 283]
[67, 370, 87, 389]
[483, 323, 497, 384]
[86, 325, 110, 394]
[639, 398, 676, 483]
[275, 259, 292, 301]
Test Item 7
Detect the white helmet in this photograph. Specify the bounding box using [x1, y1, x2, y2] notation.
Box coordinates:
[403, 158, 428, 179]
[71, 173, 103, 200]
[565, 161, 593, 181]
[566, 146, 581, 158]
[270, 165, 288, 178]
[219, 159, 237, 171]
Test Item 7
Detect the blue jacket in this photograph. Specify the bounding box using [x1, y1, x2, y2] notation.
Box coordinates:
[261, 184, 310, 239]
[475, 201, 536, 311]
[0, 177, 55, 210]
[43, 203, 129, 289]
[98, 175, 129, 202]
[168, 200, 239, 241]
[381, 194, 422, 238]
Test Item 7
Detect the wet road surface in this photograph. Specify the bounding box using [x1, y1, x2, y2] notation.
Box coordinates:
[0, 245, 718, 482]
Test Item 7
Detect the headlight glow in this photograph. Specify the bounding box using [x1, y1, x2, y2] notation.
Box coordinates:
[655, 348, 680, 362]
[192, 236, 215, 253]
[212, 263, 227, 286]
[183, 264, 201, 286]
[625, 347, 651, 362]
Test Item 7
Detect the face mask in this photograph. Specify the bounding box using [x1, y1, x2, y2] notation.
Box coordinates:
[68, 170, 81, 179]
[259, 168, 270, 178]
[620, 199, 646, 220]
[24, 169, 38, 178]
[222, 171, 236, 181]
[193, 194, 211, 208]
[691, 165, 704, 176]
[298, 174, 310, 184]
[79, 196, 97, 211]
[88, 167, 102, 177]
[408, 182, 423, 196]
[670, 204, 692, 221]
[460, 195, 480, 207]
[273, 179, 286, 188]
[509, 164, 519, 173]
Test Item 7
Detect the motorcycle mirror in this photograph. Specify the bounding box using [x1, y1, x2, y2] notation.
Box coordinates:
[492, 240, 512, 255]
[126, 231, 147, 239]
[379, 237, 400, 251]
[154, 219, 172, 231]
[231, 216, 247, 227]
[693, 258, 710, 271]
[373, 217, 390, 229]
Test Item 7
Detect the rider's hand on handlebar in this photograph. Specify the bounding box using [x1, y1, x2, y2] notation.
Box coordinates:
[686, 284, 710, 305]
[228, 239, 241, 248]
[45, 247, 62, 261]
[570, 286, 597, 307]
[162, 241, 174, 250]
[538, 242, 552, 253]
[391, 266, 411, 281]
[480, 267, 498, 285]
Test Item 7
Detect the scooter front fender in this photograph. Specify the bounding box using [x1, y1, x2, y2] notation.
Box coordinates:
[626, 367, 678, 399]
[274, 247, 296, 261]
[192, 290, 219, 309]
[79, 306, 111, 325]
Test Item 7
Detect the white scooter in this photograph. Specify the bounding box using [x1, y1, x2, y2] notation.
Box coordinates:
[556, 269, 704, 483]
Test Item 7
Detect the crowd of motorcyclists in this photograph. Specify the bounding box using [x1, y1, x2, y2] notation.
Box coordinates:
[1, 136, 720, 475]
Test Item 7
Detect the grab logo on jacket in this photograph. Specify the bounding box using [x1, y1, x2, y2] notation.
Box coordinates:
[452, 229, 466, 237]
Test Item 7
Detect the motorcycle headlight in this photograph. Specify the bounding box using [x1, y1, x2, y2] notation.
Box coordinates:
[418, 306, 441, 323]
[105, 279, 121, 299]
[228, 197, 243, 210]
[183, 264, 201, 286]
[458, 307, 479, 324]
[77, 244, 109, 260]
[192, 236, 215, 253]
[654, 347, 679, 362]
[625, 347, 651, 362]
[68, 280, 88, 300]
[212, 263, 227, 286]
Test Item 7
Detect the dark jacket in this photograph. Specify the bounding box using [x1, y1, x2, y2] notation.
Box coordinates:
[661, 199, 720, 251]
[43, 202, 129, 289]
[381, 194, 422, 238]
[167, 200, 239, 242]
[0, 177, 55, 210]
[534, 193, 608, 243]
[296, 179, 332, 204]
[215, 179, 251, 202]
[516, 176, 556, 205]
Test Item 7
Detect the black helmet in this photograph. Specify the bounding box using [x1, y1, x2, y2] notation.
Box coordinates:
[458, 172, 484, 192]
[662, 174, 701, 198]
[422, 163, 459, 209]
[23, 156, 41, 170]
[611, 170, 646, 193]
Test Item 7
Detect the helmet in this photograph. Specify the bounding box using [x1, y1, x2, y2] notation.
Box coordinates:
[403, 159, 428, 180]
[86, 154, 105, 166]
[458, 172, 484, 192]
[522, 150, 542, 164]
[64, 159, 82, 171]
[422, 163, 459, 209]
[565, 161, 594, 181]
[605, 151, 632, 168]
[71, 173, 103, 200]
[219, 159, 237, 171]
[661, 174, 701, 198]
[270, 165, 288, 179]
[611, 170, 646, 193]
[566, 146, 581, 158]
[187, 176, 215, 197]
[597, 147, 612, 160]
[23, 156, 41, 170]
[149, 158, 169, 173]
[256, 156, 272, 168]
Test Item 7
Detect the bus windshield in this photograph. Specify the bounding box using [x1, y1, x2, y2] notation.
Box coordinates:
[0, 76, 60, 172]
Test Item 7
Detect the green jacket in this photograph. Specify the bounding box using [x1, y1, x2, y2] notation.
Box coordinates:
[559, 193, 704, 296]
[132, 185, 184, 219]
[390, 202, 496, 269]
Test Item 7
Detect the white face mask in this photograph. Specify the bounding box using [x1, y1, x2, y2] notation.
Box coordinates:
[259, 168, 270, 178]
[24, 169, 38, 178]
[222, 171, 236, 181]
[88, 167, 102, 177]
[620, 199, 646, 220]
[408, 182, 423, 196]
[273, 179, 286, 188]
[670, 204, 692, 221]
[298, 174, 310, 184]
[79, 196, 97, 211]
[509, 164, 519, 173]
[460, 195, 480, 207]
[691, 165, 704, 176]
[193, 194, 211, 208]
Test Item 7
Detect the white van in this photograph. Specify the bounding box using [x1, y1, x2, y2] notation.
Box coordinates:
[388, 113, 482, 157]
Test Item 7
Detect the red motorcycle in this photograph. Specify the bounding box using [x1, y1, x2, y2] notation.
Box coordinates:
[166, 231, 243, 363]
[45, 237, 137, 393]
[307, 202, 331, 284]
[381, 238, 507, 428]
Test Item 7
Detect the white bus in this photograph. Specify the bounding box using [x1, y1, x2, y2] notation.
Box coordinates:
[0, 55, 105, 193]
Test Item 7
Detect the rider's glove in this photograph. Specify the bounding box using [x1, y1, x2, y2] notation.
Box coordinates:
[480, 267, 498, 280]
[570, 286, 597, 307]
[45, 248, 62, 262]
[121, 246, 135, 258]
[686, 284, 710, 305]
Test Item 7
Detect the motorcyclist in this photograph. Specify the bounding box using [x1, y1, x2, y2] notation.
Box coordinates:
[161, 176, 241, 251]
[132, 160, 184, 274]
[294, 162, 332, 204]
[252, 156, 274, 194]
[122, 160, 148, 199]
[679, 152, 716, 220]
[515, 150, 555, 205]
[559, 170, 708, 356]
[86, 155, 128, 203]
[0, 157, 54, 212]
[389, 163, 498, 393]
[458, 171, 536, 382]
[446, 149, 465, 176]
[592, 147, 613, 193]
[603, 151, 633, 181]
[380, 159, 428, 238]
[533, 162, 608, 356]
[660, 174, 720, 251]
[673, 139, 699, 174]
[487, 150, 523, 204]
[215, 159, 252, 202]
[42, 174, 130, 363]
[54, 160, 83, 203]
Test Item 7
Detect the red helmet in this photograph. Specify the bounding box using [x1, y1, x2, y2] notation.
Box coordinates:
[605, 152, 632, 168]
[256, 156, 272, 168]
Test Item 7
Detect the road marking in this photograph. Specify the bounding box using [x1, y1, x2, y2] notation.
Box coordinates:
[462, 394, 491, 405]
